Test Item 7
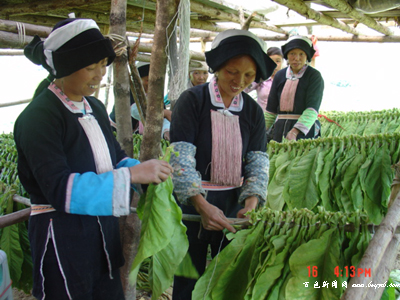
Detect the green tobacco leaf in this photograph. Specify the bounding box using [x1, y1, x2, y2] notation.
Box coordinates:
[0, 223, 23, 284]
[175, 252, 199, 280]
[333, 137, 357, 213]
[286, 144, 320, 210]
[364, 136, 392, 210]
[286, 228, 341, 300]
[148, 214, 188, 300]
[130, 179, 175, 277]
[250, 222, 302, 300]
[14, 221, 33, 293]
[130, 146, 188, 299]
[358, 140, 382, 224]
[318, 140, 336, 211]
[193, 222, 264, 300]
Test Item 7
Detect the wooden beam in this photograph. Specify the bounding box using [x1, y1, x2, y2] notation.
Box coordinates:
[272, 0, 360, 35]
[190, 1, 287, 35]
[322, 0, 393, 36]
[323, 9, 400, 19]
[312, 35, 400, 42]
[0, 19, 51, 38]
[0, 0, 108, 18]
[194, 0, 270, 23]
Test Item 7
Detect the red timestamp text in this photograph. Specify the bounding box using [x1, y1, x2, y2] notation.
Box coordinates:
[334, 266, 371, 278]
[307, 266, 371, 278]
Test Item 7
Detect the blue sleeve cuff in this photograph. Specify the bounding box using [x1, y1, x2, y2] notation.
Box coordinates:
[66, 168, 131, 216]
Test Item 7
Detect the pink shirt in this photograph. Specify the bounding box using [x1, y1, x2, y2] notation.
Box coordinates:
[244, 78, 273, 113]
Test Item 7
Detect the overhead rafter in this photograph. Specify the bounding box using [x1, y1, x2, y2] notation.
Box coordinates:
[272, 0, 360, 35]
[190, 1, 287, 35]
[321, 0, 393, 36]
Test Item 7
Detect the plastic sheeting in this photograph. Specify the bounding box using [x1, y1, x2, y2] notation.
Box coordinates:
[349, 0, 400, 14]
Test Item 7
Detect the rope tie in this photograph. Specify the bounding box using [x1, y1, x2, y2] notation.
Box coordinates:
[16, 22, 26, 47]
[105, 34, 128, 57]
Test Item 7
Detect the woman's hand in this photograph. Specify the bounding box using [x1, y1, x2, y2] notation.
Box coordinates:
[129, 159, 173, 184]
[237, 196, 258, 218]
[191, 195, 236, 233]
[286, 128, 300, 141]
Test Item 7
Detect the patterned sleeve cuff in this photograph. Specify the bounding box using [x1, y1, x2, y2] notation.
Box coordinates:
[238, 151, 269, 206]
[170, 142, 205, 205]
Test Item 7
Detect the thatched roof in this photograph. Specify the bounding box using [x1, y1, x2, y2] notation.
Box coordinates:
[0, 0, 400, 50]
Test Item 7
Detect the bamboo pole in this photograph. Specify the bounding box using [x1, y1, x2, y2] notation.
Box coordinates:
[128, 64, 147, 126]
[190, 0, 287, 35]
[0, 49, 25, 55]
[0, 99, 31, 108]
[341, 190, 400, 300]
[272, 0, 360, 36]
[0, 208, 30, 229]
[322, 0, 393, 36]
[0, 19, 51, 38]
[104, 67, 113, 110]
[364, 234, 400, 300]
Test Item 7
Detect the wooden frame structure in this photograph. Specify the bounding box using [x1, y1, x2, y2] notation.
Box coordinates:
[1, 1, 400, 299]
[0, 0, 400, 49]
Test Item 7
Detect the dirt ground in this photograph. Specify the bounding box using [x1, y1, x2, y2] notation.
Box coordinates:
[12, 288, 35, 300]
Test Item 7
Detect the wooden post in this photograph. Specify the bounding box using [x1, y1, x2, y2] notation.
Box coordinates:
[109, 1, 138, 299]
[341, 190, 400, 300]
[167, 30, 179, 109]
[364, 234, 400, 300]
[110, 0, 133, 158]
[139, 0, 179, 162]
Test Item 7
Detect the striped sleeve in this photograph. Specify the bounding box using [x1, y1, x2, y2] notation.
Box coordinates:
[294, 107, 318, 135]
[65, 168, 131, 217]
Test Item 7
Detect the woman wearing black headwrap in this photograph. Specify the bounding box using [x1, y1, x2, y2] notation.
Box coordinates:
[265, 35, 324, 142]
[14, 18, 172, 300]
[169, 29, 276, 299]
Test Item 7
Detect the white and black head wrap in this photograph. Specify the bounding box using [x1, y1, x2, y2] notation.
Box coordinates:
[281, 35, 316, 62]
[24, 18, 116, 79]
[205, 29, 276, 82]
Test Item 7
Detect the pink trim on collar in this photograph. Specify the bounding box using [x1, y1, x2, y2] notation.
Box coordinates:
[48, 83, 93, 114]
[211, 77, 240, 108]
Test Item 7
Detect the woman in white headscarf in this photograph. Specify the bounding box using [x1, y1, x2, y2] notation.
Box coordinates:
[15, 18, 172, 300]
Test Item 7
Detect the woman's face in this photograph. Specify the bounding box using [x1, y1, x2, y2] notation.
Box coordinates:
[141, 76, 149, 93]
[61, 58, 108, 101]
[217, 55, 256, 103]
[190, 70, 208, 86]
[287, 48, 307, 74]
[270, 54, 283, 78]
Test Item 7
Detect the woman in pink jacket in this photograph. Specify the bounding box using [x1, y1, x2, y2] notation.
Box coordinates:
[244, 47, 283, 112]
